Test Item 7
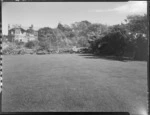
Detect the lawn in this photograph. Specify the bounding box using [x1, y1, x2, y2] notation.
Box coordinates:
[2, 54, 148, 114]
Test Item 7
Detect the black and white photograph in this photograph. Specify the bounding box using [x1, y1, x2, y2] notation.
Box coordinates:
[1, 1, 148, 114]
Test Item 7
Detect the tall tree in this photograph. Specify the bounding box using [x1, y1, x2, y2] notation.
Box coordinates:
[125, 14, 148, 36]
[38, 27, 56, 50]
[125, 14, 148, 60]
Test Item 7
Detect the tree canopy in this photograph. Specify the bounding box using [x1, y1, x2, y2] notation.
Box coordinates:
[35, 14, 148, 60]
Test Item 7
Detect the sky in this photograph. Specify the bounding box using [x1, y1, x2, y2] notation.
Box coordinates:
[2, 1, 147, 35]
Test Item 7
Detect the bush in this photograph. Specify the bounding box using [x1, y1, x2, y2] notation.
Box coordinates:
[98, 31, 128, 57]
[2, 43, 17, 55]
[134, 34, 148, 60]
[38, 41, 50, 51]
[25, 40, 38, 49]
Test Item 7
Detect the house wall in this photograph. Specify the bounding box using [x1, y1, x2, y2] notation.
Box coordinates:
[14, 29, 27, 42]
[8, 27, 38, 43]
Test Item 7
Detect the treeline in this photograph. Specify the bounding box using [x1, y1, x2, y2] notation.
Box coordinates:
[89, 14, 148, 61]
[25, 20, 108, 53]
[32, 14, 147, 60]
[34, 20, 108, 50]
[3, 14, 148, 60]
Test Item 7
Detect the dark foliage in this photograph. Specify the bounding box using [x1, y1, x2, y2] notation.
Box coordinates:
[38, 41, 50, 51]
[25, 40, 39, 49]
[134, 34, 148, 60]
[7, 14, 147, 60]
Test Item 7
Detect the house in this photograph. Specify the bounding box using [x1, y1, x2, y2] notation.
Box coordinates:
[8, 24, 38, 43]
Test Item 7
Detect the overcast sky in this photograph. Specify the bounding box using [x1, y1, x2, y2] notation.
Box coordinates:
[2, 1, 147, 35]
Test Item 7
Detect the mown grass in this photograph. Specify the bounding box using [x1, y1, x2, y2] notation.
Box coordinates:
[2, 54, 148, 114]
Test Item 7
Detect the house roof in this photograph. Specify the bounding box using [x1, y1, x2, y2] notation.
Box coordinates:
[9, 27, 26, 31]
[9, 25, 40, 32]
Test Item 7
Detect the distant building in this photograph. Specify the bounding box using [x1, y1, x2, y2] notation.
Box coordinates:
[8, 24, 38, 43]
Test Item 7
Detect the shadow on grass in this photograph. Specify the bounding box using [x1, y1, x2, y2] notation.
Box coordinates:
[78, 53, 132, 62]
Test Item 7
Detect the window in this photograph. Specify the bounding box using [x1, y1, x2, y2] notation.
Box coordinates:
[11, 31, 14, 35]
[34, 32, 38, 36]
[15, 29, 20, 34]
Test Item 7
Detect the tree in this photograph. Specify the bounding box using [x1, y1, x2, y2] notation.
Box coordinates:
[86, 24, 109, 53]
[134, 34, 148, 60]
[77, 36, 90, 47]
[38, 27, 56, 50]
[53, 28, 66, 49]
[71, 20, 91, 32]
[2, 35, 8, 42]
[57, 23, 66, 32]
[125, 14, 147, 36]
[38, 41, 50, 51]
[38, 27, 55, 41]
[92, 24, 131, 58]
[125, 14, 148, 60]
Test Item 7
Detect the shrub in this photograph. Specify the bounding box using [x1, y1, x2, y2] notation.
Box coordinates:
[97, 31, 128, 57]
[25, 40, 38, 49]
[134, 34, 148, 60]
[38, 41, 50, 51]
[2, 43, 17, 55]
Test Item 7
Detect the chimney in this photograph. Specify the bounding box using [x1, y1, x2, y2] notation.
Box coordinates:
[8, 24, 10, 30]
[31, 24, 33, 29]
